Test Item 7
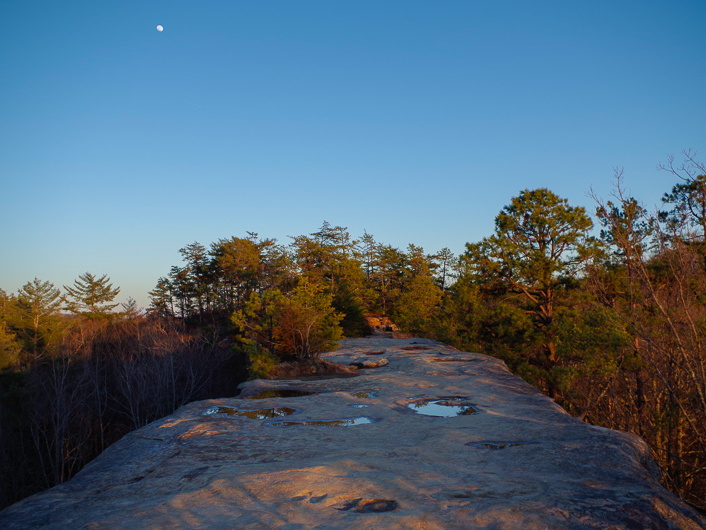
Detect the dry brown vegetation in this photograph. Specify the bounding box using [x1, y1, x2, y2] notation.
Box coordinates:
[0, 316, 246, 508]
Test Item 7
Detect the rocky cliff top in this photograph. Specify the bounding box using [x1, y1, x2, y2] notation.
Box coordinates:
[2, 337, 704, 529]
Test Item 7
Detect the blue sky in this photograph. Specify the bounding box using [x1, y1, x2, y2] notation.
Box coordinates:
[2, 1, 705, 308]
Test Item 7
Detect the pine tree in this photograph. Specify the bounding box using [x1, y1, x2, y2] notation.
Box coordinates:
[291, 222, 367, 335]
[210, 236, 262, 311]
[391, 245, 443, 335]
[464, 188, 600, 397]
[120, 297, 141, 319]
[11, 278, 64, 360]
[148, 277, 174, 318]
[272, 279, 343, 362]
[0, 322, 21, 370]
[64, 273, 121, 319]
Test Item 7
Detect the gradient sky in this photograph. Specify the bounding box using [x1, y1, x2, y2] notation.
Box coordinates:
[2, 1, 705, 309]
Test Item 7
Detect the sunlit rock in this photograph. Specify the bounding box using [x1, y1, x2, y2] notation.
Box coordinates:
[1, 337, 703, 529]
[350, 356, 389, 369]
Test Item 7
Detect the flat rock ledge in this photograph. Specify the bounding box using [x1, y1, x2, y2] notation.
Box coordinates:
[2, 337, 704, 529]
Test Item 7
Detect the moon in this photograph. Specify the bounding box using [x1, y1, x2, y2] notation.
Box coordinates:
[156, 25, 164, 32]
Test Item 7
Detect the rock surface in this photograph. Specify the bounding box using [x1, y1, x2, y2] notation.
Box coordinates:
[2, 337, 704, 529]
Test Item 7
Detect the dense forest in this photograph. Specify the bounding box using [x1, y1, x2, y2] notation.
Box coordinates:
[1, 153, 705, 512]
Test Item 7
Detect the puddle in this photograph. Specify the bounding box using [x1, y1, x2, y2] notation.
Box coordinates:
[351, 404, 370, 408]
[431, 358, 481, 363]
[352, 390, 378, 399]
[407, 398, 478, 417]
[204, 406, 297, 419]
[465, 441, 529, 450]
[266, 417, 377, 427]
[333, 498, 398, 512]
[245, 389, 320, 399]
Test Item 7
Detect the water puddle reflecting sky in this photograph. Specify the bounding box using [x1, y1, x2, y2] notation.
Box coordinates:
[407, 399, 478, 417]
[352, 390, 378, 399]
[266, 417, 377, 427]
[204, 406, 296, 419]
[465, 441, 529, 450]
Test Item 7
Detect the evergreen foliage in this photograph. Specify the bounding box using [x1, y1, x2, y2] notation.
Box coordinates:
[390, 245, 443, 336]
[462, 188, 600, 397]
[271, 279, 343, 362]
[0, 322, 21, 370]
[63, 273, 121, 319]
[9, 278, 64, 362]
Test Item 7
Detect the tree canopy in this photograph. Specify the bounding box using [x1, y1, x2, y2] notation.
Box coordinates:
[64, 273, 121, 319]
[463, 189, 600, 394]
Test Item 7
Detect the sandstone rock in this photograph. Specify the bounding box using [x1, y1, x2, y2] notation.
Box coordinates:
[349, 356, 390, 368]
[1, 337, 704, 529]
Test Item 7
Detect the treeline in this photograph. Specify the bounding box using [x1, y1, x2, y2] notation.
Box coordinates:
[147, 225, 452, 373]
[0, 274, 247, 509]
[1, 152, 705, 511]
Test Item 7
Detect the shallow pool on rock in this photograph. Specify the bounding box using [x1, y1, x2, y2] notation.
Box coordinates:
[352, 390, 378, 399]
[407, 398, 478, 417]
[266, 416, 377, 427]
[465, 441, 527, 450]
[204, 406, 297, 419]
[245, 389, 320, 399]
